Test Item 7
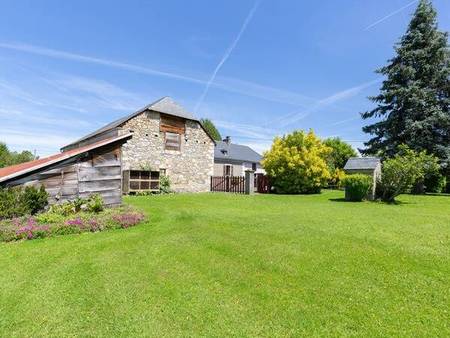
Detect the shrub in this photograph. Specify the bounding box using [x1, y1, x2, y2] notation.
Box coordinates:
[262, 130, 331, 194]
[22, 186, 49, 214]
[0, 186, 48, 219]
[0, 206, 145, 242]
[423, 172, 446, 193]
[342, 174, 372, 201]
[0, 188, 28, 219]
[377, 146, 424, 202]
[328, 168, 346, 189]
[85, 194, 104, 213]
[48, 194, 104, 216]
[160, 175, 172, 194]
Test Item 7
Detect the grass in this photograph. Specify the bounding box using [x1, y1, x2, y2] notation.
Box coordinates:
[0, 191, 449, 337]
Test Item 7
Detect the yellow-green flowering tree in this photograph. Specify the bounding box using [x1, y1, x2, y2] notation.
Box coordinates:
[262, 130, 331, 194]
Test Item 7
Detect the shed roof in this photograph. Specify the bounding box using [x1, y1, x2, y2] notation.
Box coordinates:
[61, 97, 210, 151]
[214, 141, 262, 163]
[0, 134, 132, 184]
[344, 157, 381, 170]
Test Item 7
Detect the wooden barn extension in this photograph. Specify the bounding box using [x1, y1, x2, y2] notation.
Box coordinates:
[0, 134, 132, 206]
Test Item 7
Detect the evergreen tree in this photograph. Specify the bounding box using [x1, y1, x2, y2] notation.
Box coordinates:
[361, 0, 450, 170]
[200, 118, 222, 141]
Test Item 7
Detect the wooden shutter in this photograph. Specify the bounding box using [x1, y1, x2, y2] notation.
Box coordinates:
[160, 115, 185, 134]
[165, 132, 181, 151]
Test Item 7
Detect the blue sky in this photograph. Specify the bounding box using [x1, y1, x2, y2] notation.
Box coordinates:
[0, 0, 449, 156]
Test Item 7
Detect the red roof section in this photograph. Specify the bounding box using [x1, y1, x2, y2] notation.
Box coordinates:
[0, 134, 132, 182]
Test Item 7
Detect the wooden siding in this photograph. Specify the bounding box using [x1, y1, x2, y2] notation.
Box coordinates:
[160, 114, 186, 134]
[21, 144, 123, 206]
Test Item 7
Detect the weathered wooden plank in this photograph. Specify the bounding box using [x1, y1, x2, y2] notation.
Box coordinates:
[78, 175, 122, 182]
[78, 166, 121, 176]
[41, 165, 77, 175]
[60, 186, 78, 196]
[79, 179, 121, 193]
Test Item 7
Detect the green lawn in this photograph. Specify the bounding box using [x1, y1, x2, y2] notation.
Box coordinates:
[0, 191, 449, 337]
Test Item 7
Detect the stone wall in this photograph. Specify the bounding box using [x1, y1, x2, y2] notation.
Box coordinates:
[119, 111, 214, 192]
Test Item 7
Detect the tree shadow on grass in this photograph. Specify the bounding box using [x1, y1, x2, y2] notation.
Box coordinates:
[328, 198, 350, 202]
[328, 198, 411, 205]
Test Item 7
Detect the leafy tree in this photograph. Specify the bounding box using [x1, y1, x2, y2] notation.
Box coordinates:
[323, 138, 356, 188]
[262, 130, 331, 194]
[0, 142, 36, 168]
[377, 145, 437, 202]
[200, 118, 222, 141]
[361, 0, 450, 170]
[411, 150, 442, 193]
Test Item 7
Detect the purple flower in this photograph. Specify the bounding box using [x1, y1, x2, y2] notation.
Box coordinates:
[65, 217, 84, 228]
[88, 219, 100, 232]
[112, 212, 144, 228]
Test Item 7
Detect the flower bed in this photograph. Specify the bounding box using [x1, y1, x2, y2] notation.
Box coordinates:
[0, 206, 145, 242]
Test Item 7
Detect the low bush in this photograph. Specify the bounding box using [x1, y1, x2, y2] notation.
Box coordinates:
[0, 186, 48, 219]
[378, 146, 433, 202]
[159, 175, 172, 194]
[424, 173, 446, 193]
[0, 206, 145, 242]
[48, 194, 104, 216]
[342, 174, 372, 201]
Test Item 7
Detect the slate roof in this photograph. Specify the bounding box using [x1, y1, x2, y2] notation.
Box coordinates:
[61, 97, 202, 150]
[344, 157, 381, 170]
[214, 141, 262, 163]
[0, 134, 132, 184]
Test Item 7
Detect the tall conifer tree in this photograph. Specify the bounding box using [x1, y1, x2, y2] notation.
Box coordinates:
[361, 0, 450, 170]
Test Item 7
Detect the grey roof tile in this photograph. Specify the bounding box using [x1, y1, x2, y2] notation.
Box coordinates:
[214, 141, 262, 163]
[62, 97, 198, 149]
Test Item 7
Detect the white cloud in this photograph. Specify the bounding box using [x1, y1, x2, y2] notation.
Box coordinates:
[1, 129, 77, 155]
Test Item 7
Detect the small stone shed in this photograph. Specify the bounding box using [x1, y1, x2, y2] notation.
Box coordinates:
[343, 157, 381, 200]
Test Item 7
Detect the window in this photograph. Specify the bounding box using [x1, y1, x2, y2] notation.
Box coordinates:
[252, 163, 257, 171]
[223, 164, 233, 176]
[124, 170, 160, 194]
[165, 132, 181, 151]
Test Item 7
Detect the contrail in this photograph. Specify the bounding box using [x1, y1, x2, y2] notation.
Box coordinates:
[0, 40, 315, 107]
[0, 42, 204, 84]
[266, 78, 381, 128]
[364, 0, 418, 30]
[194, 0, 261, 113]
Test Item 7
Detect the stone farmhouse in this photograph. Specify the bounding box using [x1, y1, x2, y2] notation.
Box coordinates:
[0, 97, 216, 205]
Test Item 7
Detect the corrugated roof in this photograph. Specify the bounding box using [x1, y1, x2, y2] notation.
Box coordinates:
[61, 97, 199, 150]
[0, 134, 132, 183]
[344, 157, 381, 170]
[214, 141, 262, 163]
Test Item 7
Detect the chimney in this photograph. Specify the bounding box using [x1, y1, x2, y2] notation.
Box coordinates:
[223, 136, 231, 145]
